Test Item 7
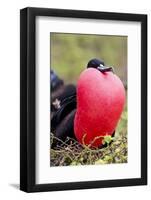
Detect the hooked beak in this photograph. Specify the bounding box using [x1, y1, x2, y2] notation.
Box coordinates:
[97, 64, 114, 73]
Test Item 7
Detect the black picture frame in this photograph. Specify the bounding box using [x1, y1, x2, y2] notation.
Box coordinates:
[20, 7, 147, 193]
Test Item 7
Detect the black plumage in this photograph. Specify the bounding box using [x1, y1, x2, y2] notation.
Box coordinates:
[51, 70, 76, 147]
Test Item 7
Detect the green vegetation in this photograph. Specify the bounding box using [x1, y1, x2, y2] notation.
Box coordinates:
[50, 133, 127, 166]
[51, 33, 127, 85]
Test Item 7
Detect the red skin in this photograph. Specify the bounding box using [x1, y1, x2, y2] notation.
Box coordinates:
[74, 68, 125, 147]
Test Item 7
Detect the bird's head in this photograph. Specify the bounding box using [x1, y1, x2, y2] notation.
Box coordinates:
[87, 58, 114, 73]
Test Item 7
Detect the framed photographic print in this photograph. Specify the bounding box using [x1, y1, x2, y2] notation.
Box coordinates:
[20, 7, 147, 192]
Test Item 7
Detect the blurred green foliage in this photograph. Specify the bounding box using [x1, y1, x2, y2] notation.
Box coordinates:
[116, 103, 127, 137]
[50, 33, 127, 85]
